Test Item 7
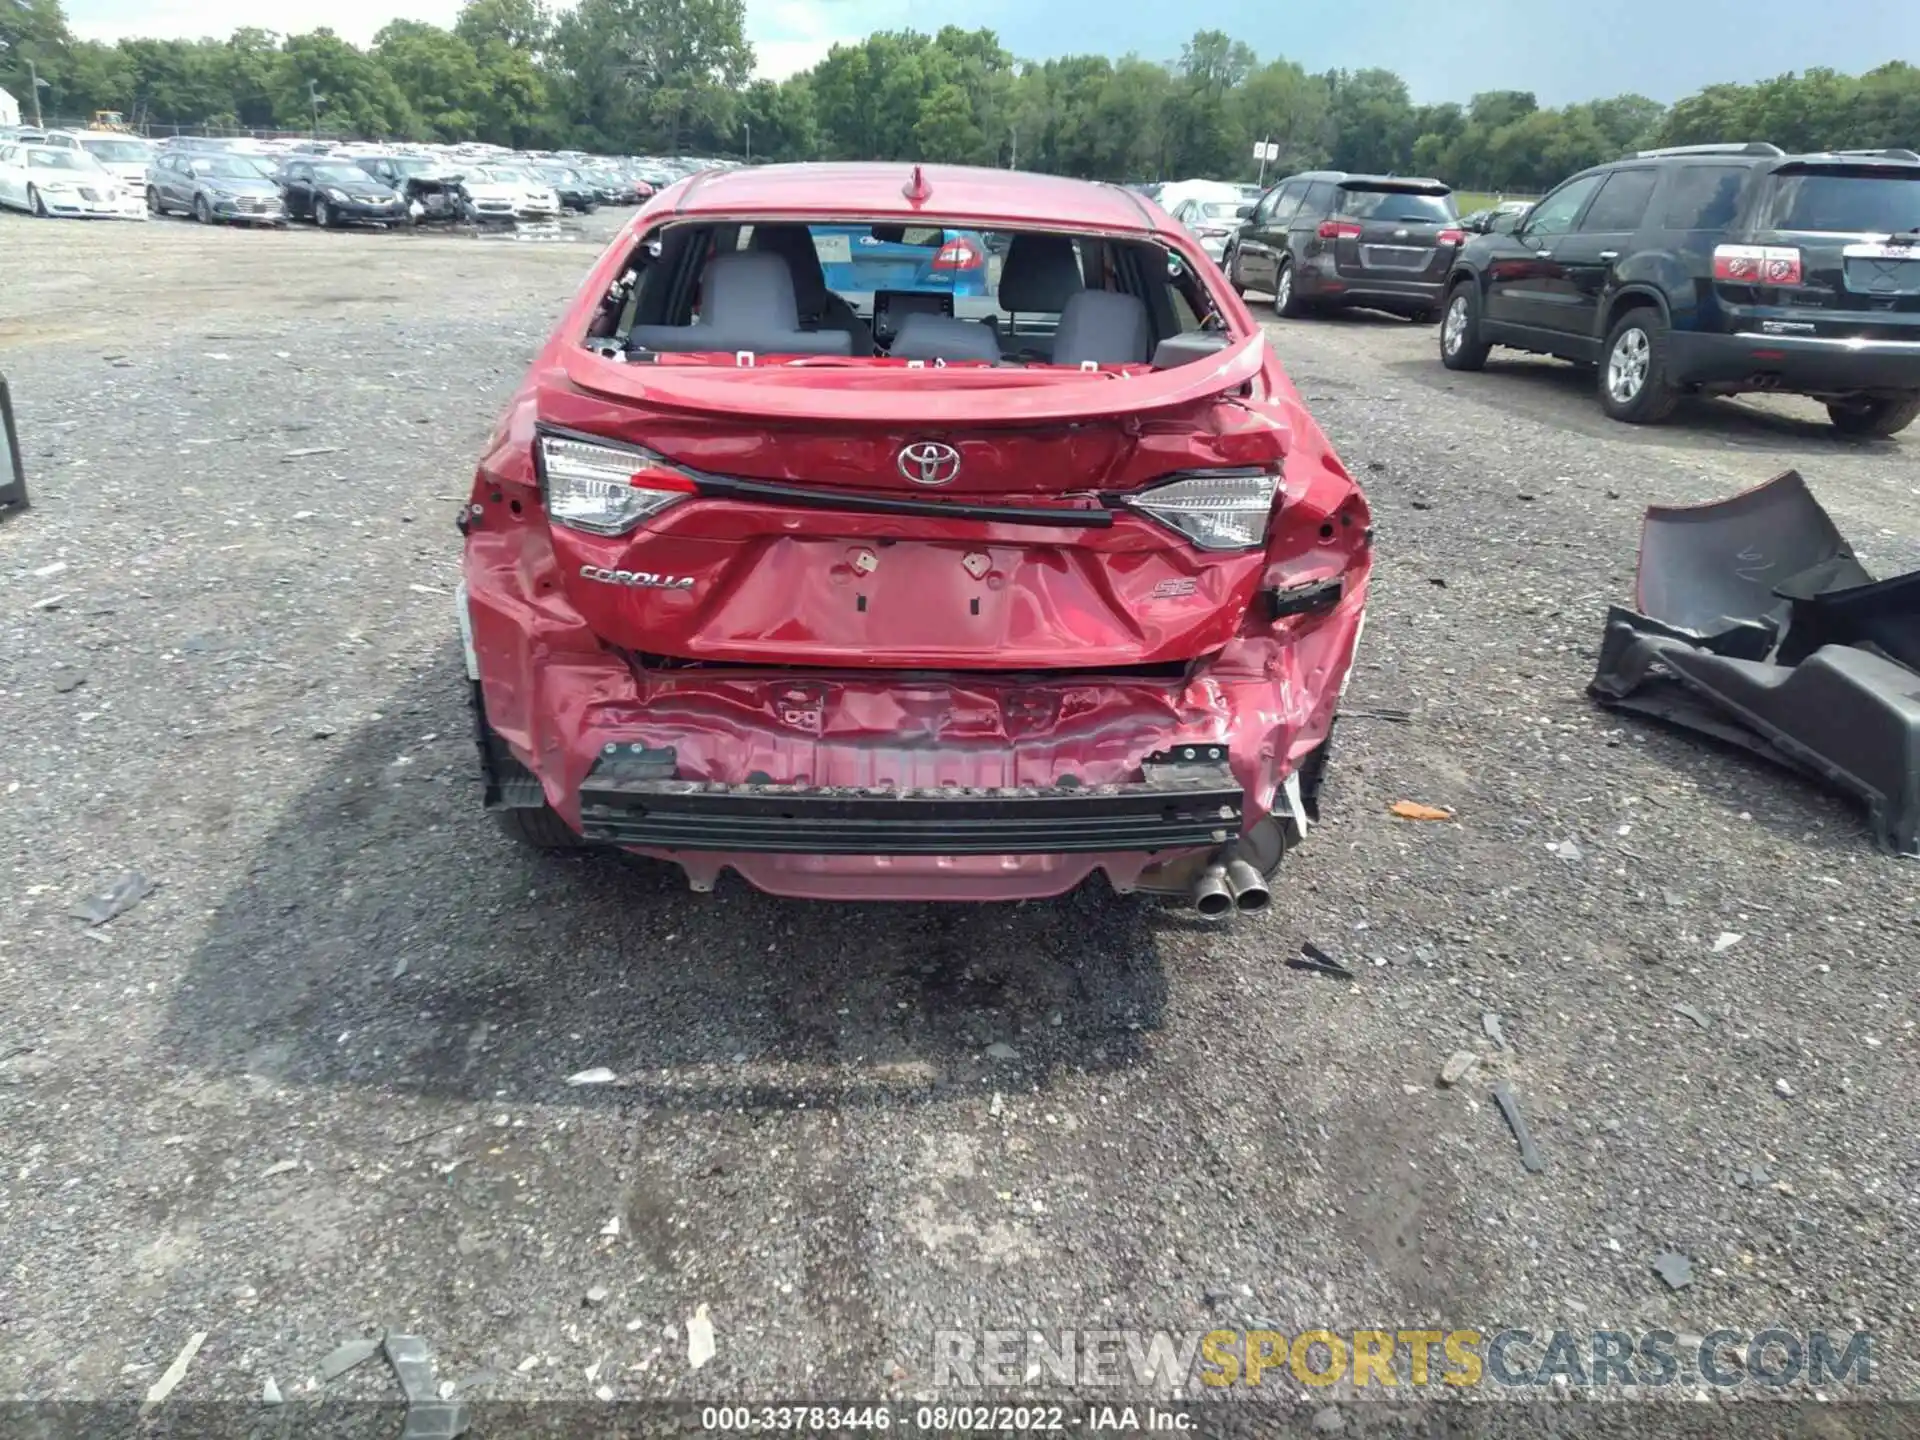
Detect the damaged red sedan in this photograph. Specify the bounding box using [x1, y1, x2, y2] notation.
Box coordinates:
[458, 163, 1372, 911]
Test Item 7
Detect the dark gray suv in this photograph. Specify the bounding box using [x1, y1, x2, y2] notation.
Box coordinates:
[1225, 172, 1463, 323]
[1439, 143, 1920, 434]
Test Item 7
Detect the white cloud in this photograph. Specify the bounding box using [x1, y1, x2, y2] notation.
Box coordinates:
[67, 0, 459, 45]
[747, 0, 910, 79]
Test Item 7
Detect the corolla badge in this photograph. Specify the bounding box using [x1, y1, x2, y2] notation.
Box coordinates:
[579, 565, 694, 591]
[898, 440, 962, 487]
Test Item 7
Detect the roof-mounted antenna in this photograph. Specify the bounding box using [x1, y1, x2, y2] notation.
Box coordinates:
[903, 165, 932, 204]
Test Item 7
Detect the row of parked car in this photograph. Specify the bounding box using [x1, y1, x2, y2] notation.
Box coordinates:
[0, 126, 731, 228]
[1183, 143, 1920, 436]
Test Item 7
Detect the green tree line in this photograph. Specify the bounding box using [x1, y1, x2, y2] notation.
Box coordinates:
[5, 0, 1918, 192]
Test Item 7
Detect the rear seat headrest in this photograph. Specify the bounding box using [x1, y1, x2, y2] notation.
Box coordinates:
[627, 251, 853, 357]
[889, 313, 1002, 364]
[998, 234, 1084, 313]
[749, 226, 830, 312]
[701, 251, 801, 328]
[1052, 290, 1154, 367]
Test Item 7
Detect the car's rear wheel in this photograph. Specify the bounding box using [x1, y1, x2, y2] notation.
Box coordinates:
[1826, 391, 1920, 438]
[193, 194, 212, 224]
[1439, 282, 1490, 371]
[146, 186, 163, 215]
[1598, 307, 1680, 423]
[1274, 260, 1307, 318]
[493, 803, 590, 851]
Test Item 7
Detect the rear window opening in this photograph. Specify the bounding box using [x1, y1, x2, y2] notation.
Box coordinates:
[1759, 167, 1920, 234]
[585, 217, 1234, 371]
[1336, 187, 1458, 224]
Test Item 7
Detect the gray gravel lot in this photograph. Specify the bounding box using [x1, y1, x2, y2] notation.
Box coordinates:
[1, 209, 1916, 1424]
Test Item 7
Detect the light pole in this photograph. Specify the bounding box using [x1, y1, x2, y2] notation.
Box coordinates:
[744, 120, 751, 163]
[307, 79, 323, 139]
[26, 58, 49, 129]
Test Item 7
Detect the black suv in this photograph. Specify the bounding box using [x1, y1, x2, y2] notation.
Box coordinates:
[1225, 171, 1462, 323]
[1440, 143, 1920, 435]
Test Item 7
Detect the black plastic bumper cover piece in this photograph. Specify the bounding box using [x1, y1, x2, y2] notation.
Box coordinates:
[578, 752, 1244, 855]
[1, 374, 28, 518]
[470, 682, 547, 811]
[1590, 470, 1920, 856]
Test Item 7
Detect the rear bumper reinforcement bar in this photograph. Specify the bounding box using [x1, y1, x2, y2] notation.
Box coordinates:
[577, 749, 1245, 855]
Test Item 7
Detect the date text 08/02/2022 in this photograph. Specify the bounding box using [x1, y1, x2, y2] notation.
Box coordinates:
[699, 1404, 1193, 1432]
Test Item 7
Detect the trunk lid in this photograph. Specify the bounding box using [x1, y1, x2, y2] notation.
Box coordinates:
[1332, 182, 1459, 282]
[539, 341, 1285, 670]
[1722, 162, 1920, 340]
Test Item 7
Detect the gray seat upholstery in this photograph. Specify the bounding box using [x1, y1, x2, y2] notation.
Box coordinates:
[997, 234, 1084, 313]
[628, 252, 854, 358]
[889, 312, 1002, 364]
[750, 225, 874, 354]
[1052, 290, 1154, 366]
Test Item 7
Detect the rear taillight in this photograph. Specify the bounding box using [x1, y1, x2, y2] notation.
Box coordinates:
[1126, 471, 1283, 551]
[932, 238, 982, 270]
[1318, 220, 1362, 240]
[1713, 244, 1803, 286]
[1437, 228, 1466, 246]
[536, 433, 698, 536]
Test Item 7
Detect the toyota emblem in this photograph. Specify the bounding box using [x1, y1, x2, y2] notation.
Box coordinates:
[898, 440, 962, 487]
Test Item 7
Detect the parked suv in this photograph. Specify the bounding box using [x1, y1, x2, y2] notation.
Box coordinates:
[1226, 172, 1463, 322]
[1440, 143, 1920, 435]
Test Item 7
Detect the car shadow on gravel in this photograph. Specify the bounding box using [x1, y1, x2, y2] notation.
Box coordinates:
[1262, 304, 1426, 327]
[1609, 711, 1885, 855]
[1388, 353, 1907, 454]
[161, 646, 1175, 1112]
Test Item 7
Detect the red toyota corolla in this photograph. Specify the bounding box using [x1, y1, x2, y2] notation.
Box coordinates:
[458, 163, 1371, 912]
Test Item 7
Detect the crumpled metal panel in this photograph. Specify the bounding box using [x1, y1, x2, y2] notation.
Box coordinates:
[1592, 470, 1920, 856]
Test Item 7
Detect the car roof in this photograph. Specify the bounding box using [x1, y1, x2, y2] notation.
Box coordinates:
[1287, 171, 1450, 190]
[665, 162, 1164, 235]
[1617, 144, 1920, 170]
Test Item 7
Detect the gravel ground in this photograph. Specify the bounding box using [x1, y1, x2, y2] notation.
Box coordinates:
[2, 209, 1916, 1427]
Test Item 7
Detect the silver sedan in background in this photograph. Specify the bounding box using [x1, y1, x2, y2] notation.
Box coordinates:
[1170, 196, 1251, 265]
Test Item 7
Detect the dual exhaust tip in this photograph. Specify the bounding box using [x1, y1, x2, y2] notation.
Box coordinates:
[1193, 857, 1270, 917]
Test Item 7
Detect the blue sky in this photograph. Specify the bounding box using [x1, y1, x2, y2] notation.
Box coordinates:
[64, 0, 1920, 107]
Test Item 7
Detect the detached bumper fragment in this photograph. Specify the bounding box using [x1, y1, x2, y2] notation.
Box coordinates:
[0, 373, 26, 517]
[577, 744, 1244, 855]
[1589, 470, 1920, 856]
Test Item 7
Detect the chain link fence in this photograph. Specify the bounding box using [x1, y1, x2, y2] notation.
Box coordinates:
[40, 114, 354, 143]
